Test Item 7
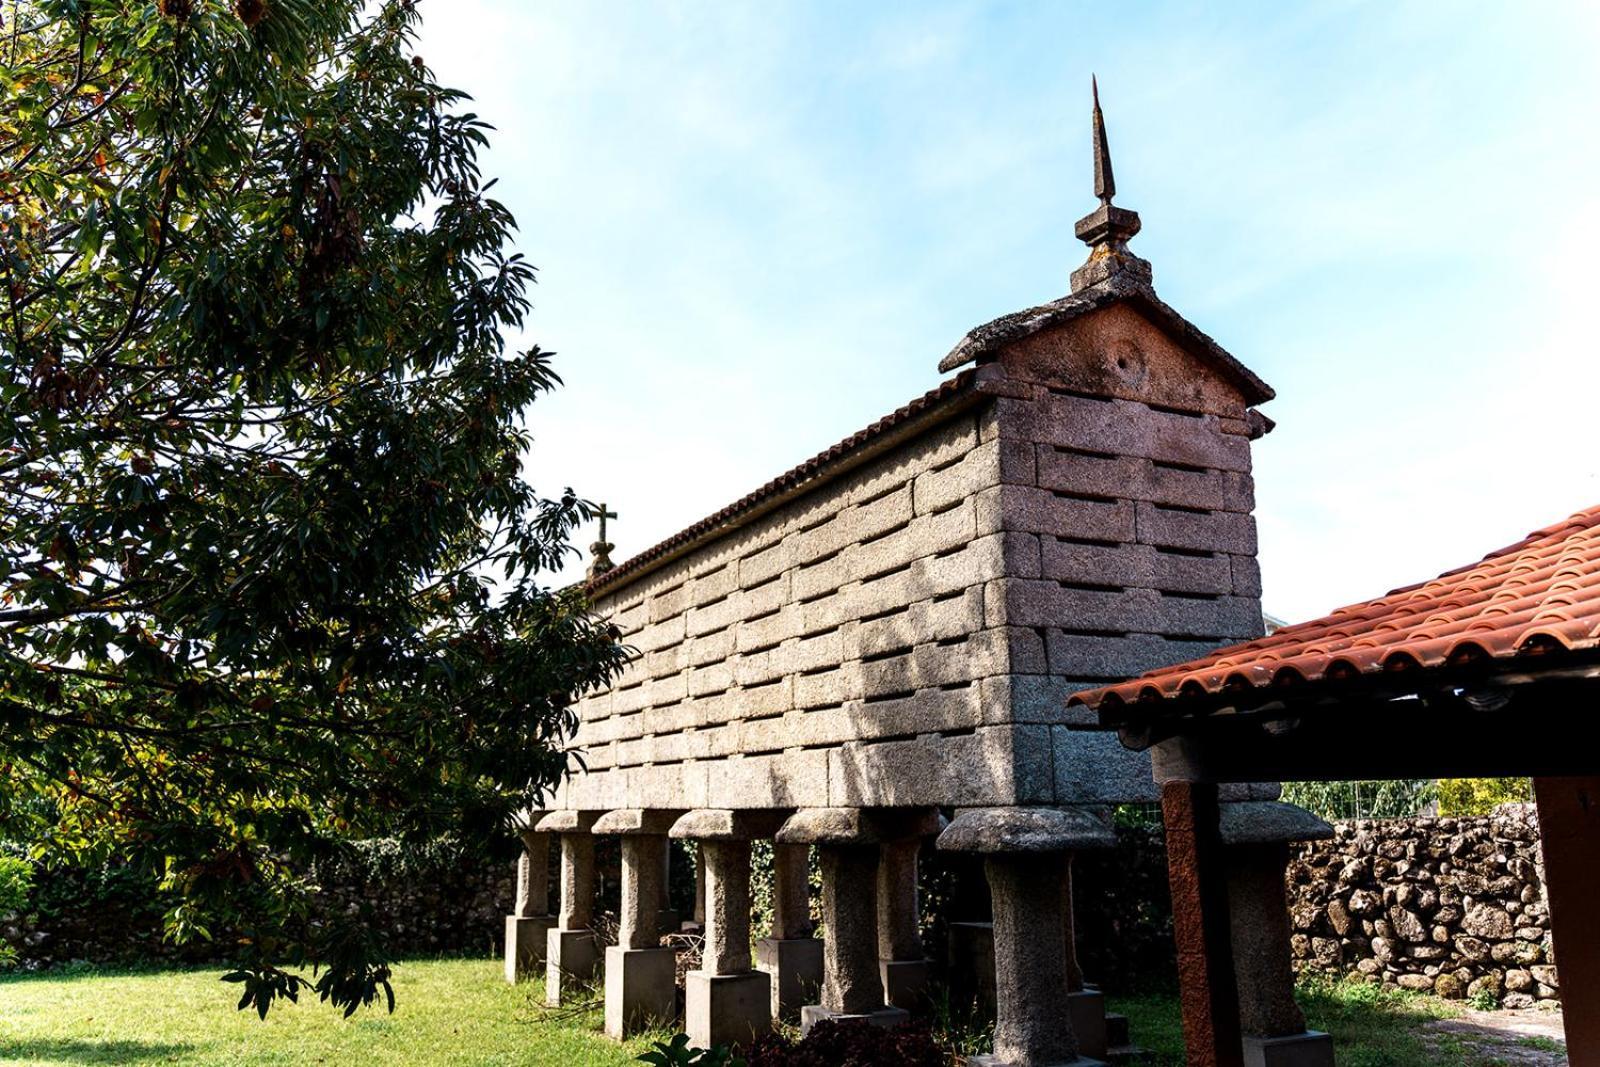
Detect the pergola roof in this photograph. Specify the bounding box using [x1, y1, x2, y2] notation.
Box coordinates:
[1071, 503, 1600, 716]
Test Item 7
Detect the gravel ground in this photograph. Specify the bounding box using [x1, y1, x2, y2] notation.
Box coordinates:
[1423, 1005, 1567, 1066]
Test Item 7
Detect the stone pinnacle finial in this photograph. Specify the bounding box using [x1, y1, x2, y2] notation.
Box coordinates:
[1092, 74, 1114, 205]
[1071, 76, 1152, 293]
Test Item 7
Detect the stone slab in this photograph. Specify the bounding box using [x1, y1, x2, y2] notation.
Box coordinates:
[938, 807, 1116, 854]
[756, 937, 823, 1023]
[1066, 989, 1108, 1059]
[776, 807, 941, 846]
[880, 958, 931, 1012]
[604, 946, 679, 1038]
[504, 914, 554, 983]
[800, 1004, 910, 1036]
[1241, 1031, 1335, 1067]
[1219, 802, 1333, 846]
[685, 969, 773, 1050]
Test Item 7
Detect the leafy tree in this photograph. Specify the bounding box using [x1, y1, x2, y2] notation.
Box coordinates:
[1435, 777, 1532, 817]
[0, 0, 623, 1015]
[1280, 780, 1435, 822]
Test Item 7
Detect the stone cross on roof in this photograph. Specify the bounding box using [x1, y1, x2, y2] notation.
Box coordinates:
[1071, 76, 1152, 293]
[586, 502, 618, 581]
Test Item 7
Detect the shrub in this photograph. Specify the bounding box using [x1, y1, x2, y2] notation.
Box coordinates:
[745, 1019, 945, 1067]
[0, 853, 33, 968]
[1435, 778, 1532, 816]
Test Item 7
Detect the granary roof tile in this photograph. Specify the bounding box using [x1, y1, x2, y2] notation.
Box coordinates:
[585, 369, 980, 596]
[1070, 503, 1600, 713]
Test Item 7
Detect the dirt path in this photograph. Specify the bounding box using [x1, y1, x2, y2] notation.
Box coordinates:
[1422, 1006, 1567, 1066]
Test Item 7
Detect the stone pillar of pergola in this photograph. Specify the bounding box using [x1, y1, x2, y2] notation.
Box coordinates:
[536, 810, 601, 1007]
[878, 834, 932, 1011]
[777, 807, 940, 1034]
[938, 807, 1115, 1067]
[504, 822, 555, 983]
[1220, 802, 1336, 1067]
[594, 809, 683, 1038]
[755, 842, 823, 1023]
[671, 809, 787, 1049]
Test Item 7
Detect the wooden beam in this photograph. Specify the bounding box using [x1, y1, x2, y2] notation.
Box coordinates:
[1534, 777, 1600, 1067]
[1161, 780, 1243, 1067]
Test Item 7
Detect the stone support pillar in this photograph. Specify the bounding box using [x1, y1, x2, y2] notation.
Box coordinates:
[595, 810, 682, 1038]
[536, 810, 601, 1007]
[757, 842, 822, 1022]
[504, 825, 554, 983]
[1220, 802, 1335, 1067]
[938, 807, 1114, 1067]
[778, 807, 938, 1034]
[673, 810, 784, 1049]
[878, 837, 931, 1011]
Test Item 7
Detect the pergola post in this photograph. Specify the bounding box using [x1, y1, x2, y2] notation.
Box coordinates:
[1534, 776, 1600, 1065]
[1160, 780, 1244, 1067]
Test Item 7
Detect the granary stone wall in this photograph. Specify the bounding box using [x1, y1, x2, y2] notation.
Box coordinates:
[1287, 806, 1558, 1007]
[556, 300, 1271, 814]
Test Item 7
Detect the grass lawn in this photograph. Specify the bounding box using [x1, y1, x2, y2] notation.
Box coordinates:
[0, 957, 667, 1066]
[0, 958, 1561, 1066]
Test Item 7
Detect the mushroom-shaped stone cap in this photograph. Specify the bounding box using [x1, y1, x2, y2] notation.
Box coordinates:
[937, 806, 1116, 854]
[669, 809, 789, 841]
[591, 809, 682, 836]
[1219, 801, 1333, 846]
[534, 810, 600, 834]
[775, 807, 942, 846]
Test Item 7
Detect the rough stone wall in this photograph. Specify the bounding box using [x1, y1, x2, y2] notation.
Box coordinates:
[1287, 806, 1557, 1007]
[5, 857, 512, 970]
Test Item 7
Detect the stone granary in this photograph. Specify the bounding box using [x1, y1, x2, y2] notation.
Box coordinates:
[504, 88, 1321, 1067]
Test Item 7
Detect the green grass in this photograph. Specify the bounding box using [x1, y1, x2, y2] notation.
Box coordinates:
[1111, 976, 1537, 1067]
[0, 957, 669, 1066]
[0, 961, 1558, 1067]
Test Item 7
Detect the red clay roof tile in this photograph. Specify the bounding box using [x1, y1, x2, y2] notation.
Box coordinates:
[1071, 503, 1600, 712]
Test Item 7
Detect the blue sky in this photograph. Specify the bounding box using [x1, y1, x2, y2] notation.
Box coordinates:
[420, 1, 1600, 623]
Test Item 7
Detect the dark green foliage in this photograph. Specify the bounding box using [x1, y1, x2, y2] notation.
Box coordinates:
[638, 1034, 746, 1067]
[745, 1020, 946, 1067]
[0, 0, 624, 1015]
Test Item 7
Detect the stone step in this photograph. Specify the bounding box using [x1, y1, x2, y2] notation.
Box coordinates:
[1104, 1011, 1130, 1047]
[1105, 1044, 1146, 1066]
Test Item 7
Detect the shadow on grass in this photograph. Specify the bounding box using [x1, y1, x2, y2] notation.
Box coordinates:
[0, 1038, 196, 1064]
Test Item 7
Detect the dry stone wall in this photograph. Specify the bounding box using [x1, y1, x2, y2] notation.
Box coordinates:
[1286, 806, 1557, 1007]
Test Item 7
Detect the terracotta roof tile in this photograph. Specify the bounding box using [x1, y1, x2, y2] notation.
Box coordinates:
[1071, 503, 1600, 712]
[585, 370, 980, 596]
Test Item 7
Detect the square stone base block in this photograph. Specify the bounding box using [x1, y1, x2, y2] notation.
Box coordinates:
[880, 958, 931, 1012]
[604, 946, 678, 1038]
[1242, 1031, 1335, 1067]
[800, 1004, 910, 1036]
[756, 937, 823, 1023]
[544, 928, 598, 1006]
[685, 970, 772, 1049]
[504, 915, 554, 983]
[1067, 989, 1108, 1059]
